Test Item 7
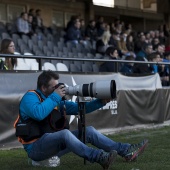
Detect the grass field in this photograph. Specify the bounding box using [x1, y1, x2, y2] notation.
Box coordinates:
[1, 125, 170, 170]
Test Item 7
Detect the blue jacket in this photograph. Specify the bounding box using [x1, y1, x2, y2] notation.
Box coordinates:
[136, 50, 147, 58]
[19, 89, 105, 154]
[66, 25, 82, 41]
[119, 64, 133, 74]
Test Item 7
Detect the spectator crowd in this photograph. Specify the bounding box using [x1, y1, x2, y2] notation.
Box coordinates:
[0, 11, 170, 86]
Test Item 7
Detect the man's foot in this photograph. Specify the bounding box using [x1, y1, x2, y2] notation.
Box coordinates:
[124, 139, 148, 162]
[98, 150, 117, 170]
[32, 156, 60, 167]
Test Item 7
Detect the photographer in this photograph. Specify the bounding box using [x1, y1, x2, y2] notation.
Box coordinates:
[14, 70, 148, 169]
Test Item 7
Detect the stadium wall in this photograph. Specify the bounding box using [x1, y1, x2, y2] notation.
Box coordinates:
[0, 71, 168, 149]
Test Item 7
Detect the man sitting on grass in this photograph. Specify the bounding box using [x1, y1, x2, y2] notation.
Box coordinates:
[14, 70, 148, 170]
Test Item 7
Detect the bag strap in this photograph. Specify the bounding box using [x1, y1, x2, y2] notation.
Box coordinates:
[16, 90, 41, 124]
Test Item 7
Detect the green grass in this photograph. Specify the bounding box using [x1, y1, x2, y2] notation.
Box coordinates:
[1, 126, 170, 170]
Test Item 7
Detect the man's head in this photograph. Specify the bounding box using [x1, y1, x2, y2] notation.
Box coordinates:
[143, 43, 153, 55]
[89, 20, 96, 27]
[74, 21, 81, 29]
[36, 9, 41, 16]
[147, 52, 161, 62]
[154, 43, 165, 55]
[105, 46, 118, 58]
[37, 70, 59, 97]
[111, 30, 120, 40]
[21, 12, 28, 21]
[28, 14, 33, 23]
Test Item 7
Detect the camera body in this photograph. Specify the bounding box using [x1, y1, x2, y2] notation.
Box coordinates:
[55, 83, 65, 89]
[64, 80, 116, 100]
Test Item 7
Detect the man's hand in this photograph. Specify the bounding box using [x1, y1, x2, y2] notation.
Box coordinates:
[54, 84, 66, 98]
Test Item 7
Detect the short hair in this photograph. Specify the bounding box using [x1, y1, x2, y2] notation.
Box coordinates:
[105, 46, 117, 56]
[147, 52, 160, 61]
[29, 8, 34, 13]
[20, 12, 27, 17]
[154, 43, 164, 50]
[142, 43, 152, 51]
[37, 70, 59, 89]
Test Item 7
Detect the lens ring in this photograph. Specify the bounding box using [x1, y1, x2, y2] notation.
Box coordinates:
[82, 84, 89, 96]
[89, 83, 93, 97]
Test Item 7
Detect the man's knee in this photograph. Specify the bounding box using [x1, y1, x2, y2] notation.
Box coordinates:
[59, 129, 74, 141]
[60, 129, 70, 135]
[86, 126, 96, 134]
[53, 129, 71, 138]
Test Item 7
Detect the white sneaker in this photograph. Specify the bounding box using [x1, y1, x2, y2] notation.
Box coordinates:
[32, 156, 60, 167]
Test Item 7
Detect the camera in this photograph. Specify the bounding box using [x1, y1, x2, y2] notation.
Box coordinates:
[65, 80, 116, 99]
[55, 83, 65, 89]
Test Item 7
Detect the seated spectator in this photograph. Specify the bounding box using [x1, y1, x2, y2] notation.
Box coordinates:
[133, 56, 150, 74]
[147, 52, 162, 74]
[164, 51, 170, 61]
[154, 43, 165, 58]
[97, 22, 106, 38]
[105, 23, 110, 32]
[65, 15, 80, 32]
[32, 9, 44, 32]
[160, 52, 170, 86]
[85, 20, 98, 42]
[65, 20, 87, 45]
[80, 19, 86, 39]
[16, 12, 29, 36]
[115, 23, 122, 34]
[136, 43, 153, 59]
[99, 46, 119, 72]
[133, 51, 161, 74]
[96, 31, 111, 55]
[28, 8, 35, 17]
[152, 38, 160, 50]
[155, 30, 160, 38]
[0, 39, 17, 70]
[147, 51, 170, 86]
[134, 33, 146, 53]
[124, 23, 133, 35]
[96, 16, 105, 37]
[119, 55, 135, 74]
[28, 14, 35, 36]
[145, 32, 152, 44]
[126, 34, 135, 52]
[133, 44, 151, 74]
[109, 30, 120, 51]
[159, 31, 166, 44]
[117, 32, 129, 56]
[110, 22, 116, 33]
[163, 24, 170, 37]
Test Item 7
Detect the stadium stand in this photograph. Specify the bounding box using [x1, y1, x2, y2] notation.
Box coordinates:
[0, 0, 169, 87]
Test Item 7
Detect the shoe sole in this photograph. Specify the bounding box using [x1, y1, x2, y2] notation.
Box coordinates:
[127, 139, 148, 162]
[103, 150, 117, 170]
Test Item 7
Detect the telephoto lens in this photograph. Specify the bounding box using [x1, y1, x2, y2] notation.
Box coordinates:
[65, 80, 116, 99]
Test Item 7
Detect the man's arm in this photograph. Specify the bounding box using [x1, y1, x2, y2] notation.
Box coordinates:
[64, 99, 105, 115]
[20, 91, 62, 121]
